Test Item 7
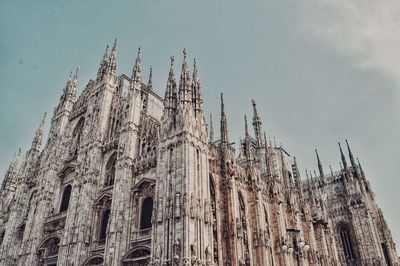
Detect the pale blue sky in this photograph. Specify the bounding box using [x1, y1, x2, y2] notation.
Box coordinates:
[1, 0, 399, 247]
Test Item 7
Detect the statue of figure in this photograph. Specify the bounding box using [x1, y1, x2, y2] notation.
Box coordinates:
[157, 198, 163, 223]
[190, 193, 196, 219]
[173, 239, 181, 264]
[236, 218, 242, 238]
[155, 245, 162, 260]
[204, 201, 210, 223]
[205, 245, 211, 261]
[191, 242, 197, 264]
[175, 193, 181, 218]
[183, 193, 189, 216]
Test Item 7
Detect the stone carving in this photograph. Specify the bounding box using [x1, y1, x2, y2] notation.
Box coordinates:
[175, 192, 181, 218]
[157, 198, 163, 223]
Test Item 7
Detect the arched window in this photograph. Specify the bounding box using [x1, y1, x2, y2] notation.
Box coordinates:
[72, 118, 85, 156]
[104, 154, 117, 187]
[381, 243, 392, 266]
[338, 224, 356, 262]
[140, 197, 153, 230]
[17, 224, 25, 241]
[0, 231, 5, 246]
[84, 256, 104, 266]
[59, 184, 72, 212]
[99, 209, 110, 242]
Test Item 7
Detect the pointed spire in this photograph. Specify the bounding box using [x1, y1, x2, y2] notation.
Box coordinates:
[220, 93, 229, 144]
[31, 113, 46, 151]
[330, 165, 334, 176]
[178, 48, 191, 106]
[97, 44, 109, 80]
[346, 139, 357, 168]
[147, 66, 153, 89]
[251, 99, 263, 147]
[132, 47, 142, 82]
[338, 142, 348, 170]
[244, 115, 250, 139]
[209, 113, 215, 143]
[192, 58, 203, 116]
[315, 149, 324, 177]
[164, 56, 177, 116]
[357, 158, 366, 179]
[108, 38, 117, 76]
[293, 157, 302, 190]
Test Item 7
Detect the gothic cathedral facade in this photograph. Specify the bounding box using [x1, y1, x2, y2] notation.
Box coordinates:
[0, 41, 398, 266]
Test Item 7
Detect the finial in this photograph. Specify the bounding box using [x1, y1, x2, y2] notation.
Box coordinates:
[73, 66, 80, 81]
[170, 55, 175, 67]
[112, 38, 117, 50]
[183, 48, 188, 60]
[194, 58, 197, 67]
[329, 165, 334, 176]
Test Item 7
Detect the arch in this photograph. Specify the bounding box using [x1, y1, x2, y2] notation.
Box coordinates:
[140, 197, 153, 230]
[123, 246, 151, 266]
[83, 255, 104, 265]
[337, 222, 357, 263]
[59, 184, 72, 212]
[37, 235, 61, 260]
[99, 209, 110, 241]
[104, 153, 117, 187]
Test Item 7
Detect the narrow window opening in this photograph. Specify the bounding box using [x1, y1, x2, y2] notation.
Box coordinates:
[140, 197, 153, 230]
[59, 184, 72, 212]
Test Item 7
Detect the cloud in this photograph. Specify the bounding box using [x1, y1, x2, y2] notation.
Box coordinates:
[304, 0, 400, 84]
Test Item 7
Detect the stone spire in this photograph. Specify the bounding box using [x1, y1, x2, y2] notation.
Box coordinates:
[357, 158, 366, 179]
[192, 59, 203, 116]
[2, 149, 21, 191]
[147, 66, 153, 89]
[178, 48, 191, 106]
[293, 157, 302, 193]
[251, 99, 263, 147]
[108, 38, 117, 76]
[220, 93, 229, 144]
[209, 113, 215, 143]
[244, 114, 250, 139]
[243, 115, 253, 160]
[164, 56, 177, 116]
[97, 44, 109, 80]
[31, 113, 46, 151]
[315, 149, 324, 177]
[338, 142, 348, 170]
[346, 139, 357, 168]
[132, 47, 142, 82]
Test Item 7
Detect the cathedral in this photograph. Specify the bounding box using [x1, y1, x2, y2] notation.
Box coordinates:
[0, 40, 398, 266]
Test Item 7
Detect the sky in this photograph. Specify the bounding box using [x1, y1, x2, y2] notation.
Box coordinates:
[0, 0, 399, 249]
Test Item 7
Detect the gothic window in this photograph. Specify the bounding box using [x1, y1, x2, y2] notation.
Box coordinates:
[338, 224, 356, 263]
[37, 236, 60, 262]
[140, 197, 153, 230]
[59, 184, 72, 212]
[104, 153, 117, 187]
[123, 248, 151, 266]
[16, 223, 25, 240]
[99, 209, 110, 242]
[0, 231, 4, 246]
[84, 256, 104, 266]
[210, 175, 219, 264]
[72, 118, 85, 156]
[381, 243, 392, 266]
